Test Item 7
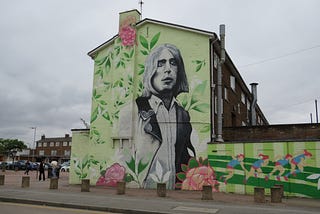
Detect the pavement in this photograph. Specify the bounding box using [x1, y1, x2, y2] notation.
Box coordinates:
[0, 170, 319, 214]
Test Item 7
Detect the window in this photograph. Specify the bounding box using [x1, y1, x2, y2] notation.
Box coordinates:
[43, 142, 47, 147]
[68, 141, 72, 146]
[64, 150, 70, 156]
[55, 142, 60, 147]
[241, 92, 246, 104]
[238, 103, 241, 114]
[39, 150, 44, 156]
[50, 142, 54, 147]
[37, 142, 42, 147]
[63, 141, 68, 146]
[51, 150, 57, 156]
[230, 76, 235, 91]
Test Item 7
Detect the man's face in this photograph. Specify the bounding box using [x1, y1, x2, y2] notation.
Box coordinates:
[152, 48, 178, 95]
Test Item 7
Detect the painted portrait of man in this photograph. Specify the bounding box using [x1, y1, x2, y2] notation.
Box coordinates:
[118, 43, 196, 189]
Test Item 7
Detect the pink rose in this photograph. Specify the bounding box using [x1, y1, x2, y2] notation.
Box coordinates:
[181, 165, 218, 192]
[119, 26, 136, 46]
[96, 176, 106, 186]
[104, 163, 126, 187]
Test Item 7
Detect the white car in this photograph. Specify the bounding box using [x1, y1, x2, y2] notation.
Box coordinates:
[60, 165, 70, 172]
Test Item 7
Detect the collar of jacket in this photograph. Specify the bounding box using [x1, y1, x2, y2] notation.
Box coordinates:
[136, 97, 162, 142]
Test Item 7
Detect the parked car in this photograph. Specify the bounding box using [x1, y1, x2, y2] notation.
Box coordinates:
[60, 162, 70, 172]
[7, 160, 27, 170]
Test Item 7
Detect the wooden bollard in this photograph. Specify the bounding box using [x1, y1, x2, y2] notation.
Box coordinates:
[81, 179, 90, 192]
[21, 176, 30, 188]
[271, 187, 282, 203]
[116, 181, 126, 195]
[50, 178, 58, 189]
[254, 187, 265, 203]
[202, 185, 213, 200]
[157, 183, 166, 197]
[0, 174, 5, 185]
[273, 184, 284, 198]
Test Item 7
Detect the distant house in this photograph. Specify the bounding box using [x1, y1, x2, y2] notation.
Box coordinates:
[35, 134, 72, 163]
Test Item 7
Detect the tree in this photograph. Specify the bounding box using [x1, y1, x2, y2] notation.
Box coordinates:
[0, 138, 27, 162]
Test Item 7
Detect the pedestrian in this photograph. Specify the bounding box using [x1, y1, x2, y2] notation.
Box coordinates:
[24, 161, 30, 175]
[39, 160, 45, 181]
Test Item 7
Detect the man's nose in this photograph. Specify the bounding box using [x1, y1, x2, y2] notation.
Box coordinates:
[164, 62, 171, 73]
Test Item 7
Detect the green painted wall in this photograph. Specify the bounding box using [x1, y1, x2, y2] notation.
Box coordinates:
[208, 142, 320, 198]
[70, 12, 213, 189]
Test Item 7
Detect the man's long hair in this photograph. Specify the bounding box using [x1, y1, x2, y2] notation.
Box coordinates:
[141, 43, 189, 98]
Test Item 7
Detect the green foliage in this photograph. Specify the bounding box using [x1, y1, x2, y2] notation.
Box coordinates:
[192, 60, 206, 72]
[0, 138, 27, 158]
[125, 156, 149, 188]
[139, 32, 161, 56]
[73, 154, 100, 180]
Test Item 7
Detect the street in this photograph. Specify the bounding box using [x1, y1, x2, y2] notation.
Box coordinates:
[0, 202, 121, 214]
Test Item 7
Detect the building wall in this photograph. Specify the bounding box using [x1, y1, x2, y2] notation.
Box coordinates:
[223, 123, 320, 142]
[208, 141, 320, 198]
[35, 134, 72, 162]
[70, 10, 269, 191]
[70, 11, 213, 188]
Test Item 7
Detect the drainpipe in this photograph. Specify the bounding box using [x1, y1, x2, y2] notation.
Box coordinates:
[215, 24, 225, 143]
[250, 83, 258, 126]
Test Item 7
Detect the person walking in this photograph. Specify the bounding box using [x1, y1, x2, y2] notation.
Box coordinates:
[24, 161, 30, 175]
[39, 161, 45, 181]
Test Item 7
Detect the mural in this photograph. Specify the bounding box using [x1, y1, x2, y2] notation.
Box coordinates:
[208, 142, 320, 199]
[70, 10, 212, 190]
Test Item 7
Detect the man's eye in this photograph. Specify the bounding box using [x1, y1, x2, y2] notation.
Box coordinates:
[170, 59, 177, 66]
[157, 60, 165, 67]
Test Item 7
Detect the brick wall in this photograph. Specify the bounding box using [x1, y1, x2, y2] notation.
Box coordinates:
[223, 123, 320, 142]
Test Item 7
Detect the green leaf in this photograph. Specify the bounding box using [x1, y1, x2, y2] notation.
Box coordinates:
[129, 49, 134, 58]
[99, 100, 107, 105]
[140, 50, 149, 55]
[137, 160, 149, 174]
[105, 58, 111, 73]
[192, 103, 209, 113]
[202, 158, 209, 166]
[124, 52, 130, 58]
[95, 94, 102, 99]
[188, 158, 199, 169]
[93, 129, 100, 136]
[200, 124, 210, 133]
[90, 107, 98, 123]
[91, 160, 99, 165]
[139, 35, 149, 50]
[102, 112, 110, 121]
[150, 32, 161, 50]
[195, 64, 202, 72]
[181, 164, 188, 172]
[193, 80, 207, 95]
[199, 157, 203, 165]
[100, 170, 106, 176]
[175, 182, 182, 189]
[176, 172, 186, 182]
[126, 157, 136, 174]
[124, 173, 134, 182]
[94, 56, 107, 66]
[180, 95, 188, 109]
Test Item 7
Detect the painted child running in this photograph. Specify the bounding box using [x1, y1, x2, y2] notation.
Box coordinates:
[245, 153, 269, 183]
[267, 154, 292, 181]
[283, 149, 312, 181]
[221, 154, 247, 184]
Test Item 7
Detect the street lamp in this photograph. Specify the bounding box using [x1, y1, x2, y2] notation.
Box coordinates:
[31, 127, 37, 161]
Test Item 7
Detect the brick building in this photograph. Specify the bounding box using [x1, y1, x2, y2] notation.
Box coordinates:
[35, 134, 72, 163]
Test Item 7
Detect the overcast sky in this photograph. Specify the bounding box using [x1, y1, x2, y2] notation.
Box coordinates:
[1, 0, 319, 147]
